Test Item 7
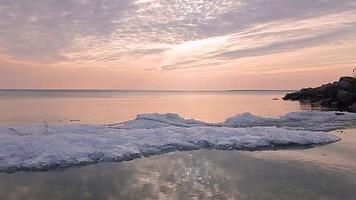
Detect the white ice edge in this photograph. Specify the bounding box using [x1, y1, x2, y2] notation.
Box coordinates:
[1, 111, 355, 172]
[115, 111, 356, 131]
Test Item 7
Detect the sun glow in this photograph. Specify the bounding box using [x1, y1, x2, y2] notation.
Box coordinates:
[163, 35, 229, 64]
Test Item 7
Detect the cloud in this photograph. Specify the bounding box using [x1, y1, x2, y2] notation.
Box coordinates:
[0, 0, 137, 61]
[0, 0, 356, 78]
[0, 0, 352, 62]
[159, 10, 356, 71]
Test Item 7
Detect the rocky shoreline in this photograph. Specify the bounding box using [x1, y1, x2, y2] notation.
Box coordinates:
[283, 77, 356, 112]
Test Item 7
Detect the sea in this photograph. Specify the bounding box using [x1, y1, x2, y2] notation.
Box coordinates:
[0, 90, 355, 200]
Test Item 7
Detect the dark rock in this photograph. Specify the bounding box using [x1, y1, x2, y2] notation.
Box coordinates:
[301, 99, 312, 103]
[338, 80, 355, 92]
[283, 77, 356, 112]
[326, 83, 340, 98]
[283, 92, 301, 100]
[331, 101, 340, 108]
[350, 103, 356, 112]
[299, 88, 314, 98]
[317, 98, 334, 106]
[316, 84, 332, 97]
[336, 90, 355, 104]
[340, 76, 356, 84]
[310, 98, 322, 103]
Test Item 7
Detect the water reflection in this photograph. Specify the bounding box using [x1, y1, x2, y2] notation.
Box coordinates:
[246, 129, 356, 175]
[1, 132, 356, 200]
[299, 101, 335, 112]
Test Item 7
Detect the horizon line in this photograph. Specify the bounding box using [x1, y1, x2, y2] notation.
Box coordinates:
[0, 88, 297, 92]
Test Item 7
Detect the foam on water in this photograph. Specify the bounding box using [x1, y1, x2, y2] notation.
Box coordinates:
[1, 111, 355, 172]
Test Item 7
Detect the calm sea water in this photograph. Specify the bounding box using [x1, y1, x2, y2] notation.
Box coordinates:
[0, 90, 355, 200]
[0, 89, 305, 125]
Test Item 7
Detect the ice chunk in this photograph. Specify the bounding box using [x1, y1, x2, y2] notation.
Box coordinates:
[112, 113, 210, 129]
[220, 111, 356, 131]
[0, 126, 338, 172]
[114, 111, 356, 131]
[0, 111, 354, 172]
[222, 113, 275, 127]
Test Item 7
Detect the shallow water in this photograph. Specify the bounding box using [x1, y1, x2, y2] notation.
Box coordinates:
[0, 90, 355, 200]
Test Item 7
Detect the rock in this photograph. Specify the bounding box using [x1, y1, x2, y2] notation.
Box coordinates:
[338, 80, 355, 92]
[331, 101, 340, 108]
[283, 92, 301, 100]
[336, 90, 355, 104]
[340, 76, 356, 84]
[310, 98, 322, 103]
[326, 83, 340, 98]
[299, 88, 314, 98]
[350, 103, 356, 112]
[283, 77, 356, 112]
[318, 98, 334, 106]
[316, 84, 332, 97]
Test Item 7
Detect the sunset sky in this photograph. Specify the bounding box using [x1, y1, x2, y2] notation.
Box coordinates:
[0, 0, 356, 90]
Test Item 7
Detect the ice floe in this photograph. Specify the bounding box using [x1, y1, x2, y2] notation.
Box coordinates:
[113, 111, 356, 131]
[1, 111, 355, 172]
[221, 111, 356, 131]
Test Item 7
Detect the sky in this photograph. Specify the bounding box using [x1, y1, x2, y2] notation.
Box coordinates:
[0, 0, 356, 90]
